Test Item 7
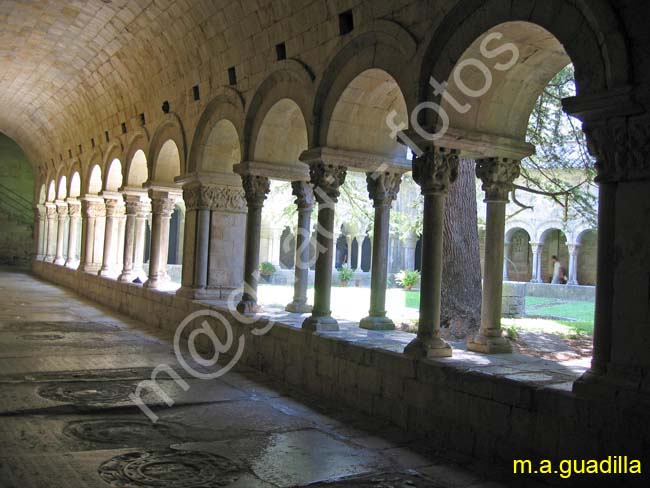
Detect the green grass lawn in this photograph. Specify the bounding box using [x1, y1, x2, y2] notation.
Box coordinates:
[405, 291, 595, 336]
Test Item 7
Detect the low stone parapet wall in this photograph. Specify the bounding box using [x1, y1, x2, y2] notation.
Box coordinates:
[32, 261, 650, 470]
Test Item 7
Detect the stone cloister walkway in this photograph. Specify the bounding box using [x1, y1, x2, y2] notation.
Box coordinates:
[0, 268, 579, 487]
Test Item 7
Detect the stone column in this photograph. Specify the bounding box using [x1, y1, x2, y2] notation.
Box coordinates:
[567, 244, 580, 285]
[345, 234, 353, 266]
[119, 194, 148, 282]
[355, 236, 364, 272]
[503, 241, 511, 280]
[80, 198, 105, 273]
[133, 199, 151, 280]
[236, 175, 271, 313]
[65, 199, 81, 268]
[468, 157, 520, 354]
[270, 226, 283, 266]
[45, 203, 57, 262]
[33, 205, 46, 260]
[286, 181, 315, 313]
[177, 183, 216, 298]
[404, 147, 458, 358]
[144, 190, 178, 289]
[529, 243, 542, 283]
[302, 163, 347, 331]
[360, 172, 402, 330]
[99, 197, 124, 278]
[54, 201, 68, 265]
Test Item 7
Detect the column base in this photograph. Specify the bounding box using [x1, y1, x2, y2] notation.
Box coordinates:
[65, 260, 79, 269]
[285, 301, 313, 314]
[176, 286, 222, 300]
[302, 314, 339, 332]
[82, 263, 101, 273]
[236, 298, 261, 314]
[403, 336, 452, 358]
[467, 333, 512, 354]
[54, 257, 65, 265]
[118, 271, 136, 283]
[572, 365, 650, 402]
[359, 315, 395, 331]
[99, 267, 116, 278]
[568, 280, 579, 286]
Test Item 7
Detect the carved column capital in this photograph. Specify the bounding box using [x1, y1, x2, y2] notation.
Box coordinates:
[241, 175, 270, 208]
[585, 114, 650, 183]
[55, 202, 68, 218]
[82, 200, 106, 218]
[104, 198, 124, 217]
[309, 163, 347, 203]
[66, 199, 81, 217]
[151, 197, 176, 216]
[412, 146, 459, 195]
[476, 157, 521, 202]
[291, 181, 315, 209]
[45, 203, 57, 218]
[366, 171, 402, 207]
[184, 183, 247, 212]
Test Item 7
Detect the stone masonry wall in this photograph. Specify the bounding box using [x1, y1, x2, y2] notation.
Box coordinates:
[33, 261, 650, 470]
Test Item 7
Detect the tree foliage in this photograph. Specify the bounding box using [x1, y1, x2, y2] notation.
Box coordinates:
[519, 65, 598, 225]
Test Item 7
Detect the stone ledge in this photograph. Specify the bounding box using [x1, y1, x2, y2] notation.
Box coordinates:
[31, 260, 650, 465]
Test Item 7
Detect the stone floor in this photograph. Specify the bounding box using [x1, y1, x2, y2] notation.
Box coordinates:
[0, 268, 556, 487]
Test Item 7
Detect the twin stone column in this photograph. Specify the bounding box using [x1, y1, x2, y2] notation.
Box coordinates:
[119, 192, 150, 283]
[468, 157, 521, 354]
[144, 189, 179, 289]
[54, 200, 68, 265]
[64, 199, 81, 268]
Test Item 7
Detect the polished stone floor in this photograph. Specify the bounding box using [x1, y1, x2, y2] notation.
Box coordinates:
[0, 268, 547, 488]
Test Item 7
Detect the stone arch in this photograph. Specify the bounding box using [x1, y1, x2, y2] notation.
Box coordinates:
[104, 158, 124, 192]
[38, 183, 46, 204]
[86, 164, 103, 196]
[505, 226, 533, 282]
[576, 228, 597, 286]
[187, 89, 245, 175]
[67, 159, 82, 198]
[148, 114, 186, 183]
[47, 179, 56, 202]
[124, 128, 150, 186]
[416, 0, 630, 134]
[244, 61, 315, 163]
[57, 174, 67, 200]
[313, 20, 417, 151]
[82, 147, 104, 195]
[539, 226, 569, 283]
[102, 140, 124, 175]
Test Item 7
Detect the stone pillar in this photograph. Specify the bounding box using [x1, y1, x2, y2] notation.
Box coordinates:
[45, 203, 57, 262]
[567, 244, 580, 285]
[286, 181, 315, 313]
[360, 172, 402, 330]
[133, 199, 151, 280]
[345, 234, 353, 267]
[177, 183, 218, 298]
[468, 158, 520, 354]
[65, 199, 81, 268]
[99, 197, 124, 278]
[54, 201, 68, 265]
[404, 147, 458, 358]
[302, 163, 347, 331]
[144, 190, 178, 289]
[119, 193, 148, 282]
[236, 175, 271, 313]
[33, 205, 46, 260]
[80, 198, 105, 273]
[355, 236, 364, 272]
[503, 241, 511, 280]
[529, 243, 542, 283]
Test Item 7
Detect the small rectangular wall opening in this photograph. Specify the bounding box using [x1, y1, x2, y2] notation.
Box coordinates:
[339, 10, 354, 35]
[276, 42, 287, 61]
[228, 66, 237, 86]
[192, 85, 200, 101]
[121, 122, 127, 134]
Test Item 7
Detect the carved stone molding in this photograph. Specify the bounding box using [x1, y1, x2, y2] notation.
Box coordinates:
[291, 181, 315, 209]
[104, 199, 124, 217]
[56, 202, 68, 218]
[45, 203, 57, 218]
[151, 197, 177, 216]
[366, 172, 402, 206]
[309, 163, 347, 203]
[82, 200, 106, 218]
[475, 157, 521, 202]
[241, 175, 270, 208]
[412, 146, 459, 195]
[67, 200, 81, 217]
[585, 114, 650, 183]
[184, 184, 246, 212]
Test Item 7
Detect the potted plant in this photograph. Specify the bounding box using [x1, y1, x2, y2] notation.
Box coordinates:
[338, 265, 354, 287]
[396, 269, 420, 291]
[259, 262, 276, 283]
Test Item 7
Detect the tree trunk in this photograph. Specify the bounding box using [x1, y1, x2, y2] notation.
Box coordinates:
[440, 158, 482, 339]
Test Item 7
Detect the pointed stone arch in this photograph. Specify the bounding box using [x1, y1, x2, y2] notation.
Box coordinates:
[148, 114, 187, 184]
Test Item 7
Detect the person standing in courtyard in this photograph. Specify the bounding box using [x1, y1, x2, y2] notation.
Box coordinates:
[551, 255, 562, 284]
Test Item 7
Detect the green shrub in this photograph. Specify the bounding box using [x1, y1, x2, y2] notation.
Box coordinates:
[338, 265, 354, 284]
[396, 270, 420, 290]
[259, 261, 276, 276]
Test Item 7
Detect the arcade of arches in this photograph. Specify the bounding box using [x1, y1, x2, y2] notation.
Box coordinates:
[1, 1, 650, 484]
